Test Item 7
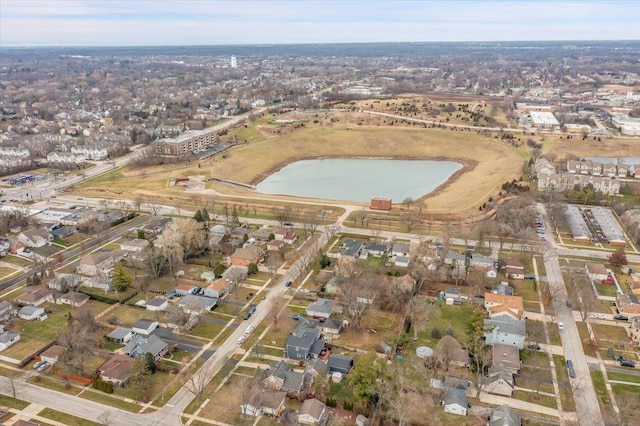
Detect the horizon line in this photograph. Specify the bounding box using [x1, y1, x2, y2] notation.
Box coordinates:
[2, 39, 640, 49]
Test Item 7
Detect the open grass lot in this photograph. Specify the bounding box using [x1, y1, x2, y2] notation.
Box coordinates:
[79, 389, 142, 412]
[0, 335, 50, 361]
[607, 371, 640, 384]
[74, 121, 527, 215]
[1, 255, 33, 267]
[194, 372, 246, 424]
[0, 394, 30, 410]
[512, 390, 557, 409]
[611, 382, 640, 425]
[339, 308, 402, 351]
[592, 323, 629, 344]
[38, 408, 100, 426]
[106, 304, 162, 327]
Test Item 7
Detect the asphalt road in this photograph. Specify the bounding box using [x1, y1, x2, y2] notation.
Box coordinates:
[538, 205, 605, 426]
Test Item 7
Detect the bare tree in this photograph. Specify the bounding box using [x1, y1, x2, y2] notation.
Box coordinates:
[133, 195, 144, 212]
[226, 267, 248, 299]
[338, 276, 379, 330]
[97, 411, 114, 426]
[268, 296, 287, 330]
[435, 335, 462, 371]
[185, 370, 209, 402]
[145, 200, 163, 216]
[4, 376, 23, 400]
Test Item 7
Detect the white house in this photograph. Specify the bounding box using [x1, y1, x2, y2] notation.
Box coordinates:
[306, 299, 335, 319]
[298, 398, 328, 425]
[76, 252, 115, 277]
[131, 319, 158, 336]
[146, 297, 168, 312]
[17, 227, 52, 248]
[0, 331, 20, 351]
[18, 306, 48, 321]
[443, 388, 468, 416]
[484, 317, 526, 349]
[586, 263, 609, 282]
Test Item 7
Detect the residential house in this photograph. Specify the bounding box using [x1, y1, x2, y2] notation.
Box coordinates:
[251, 228, 272, 242]
[285, 321, 324, 360]
[304, 358, 328, 382]
[204, 279, 229, 299]
[586, 263, 609, 282]
[12, 420, 40, 426]
[503, 259, 525, 280]
[0, 301, 16, 322]
[327, 354, 353, 375]
[274, 227, 298, 245]
[178, 295, 217, 315]
[0, 237, 10, 256]
[71, 146, 108, 160]
[0, 331, 20, 351]
[484, 317, 526, 349]
[48, 274, 83, 292]
[486, 268, 498, 278]
[47, 151, 85, 165]
[267, 239, 285, 251]
[321, 318, 343, 336]
[482, 366, 515, 397]
[264, 360, 306, 397]
[470, 253, 496, 271]
[616, 293, 640, 315]
[146, 297, 168, 312]
[131, 319, 158, 336]
[76, 252, 114, 277]
[444, 250, 467, 268]
[120, 238, 149, 260]
[7, 237, 25, 254]
[141, 217, 173, 235]
[174, 283, 193, 296]
[445, 288, 461, 300]
[449, 348, 470, 369]
[82, 276, 113, 292]
[306, 299, 335, 319]
[489, 405, 521, 426]
[340, 238, 364, 258]
[17, 227, 52, 248]
[122, 334, 168, 361]
[230, 245, 265, 266]
[51, 225, 75, 239]
[491, 344, 521, 375]
[492, 284, 515, 296]
[395, 255, 410, 268]
[484, 293, 524, 320]
[57, 292, 90, 308]
[16, 288, 53, 306]
[240, 386, 287, 417]
[443, 387, 468, 416]
[98, 354, 136, 387]
[107, 327, 133, 344]
[18, 306, 48, 321]
[361, 241, 388, 258]
[391, 242, 410, 257]
[603, 163, 617, 177]
[298, 398, 328, 426]
[39, 344, 66, 364]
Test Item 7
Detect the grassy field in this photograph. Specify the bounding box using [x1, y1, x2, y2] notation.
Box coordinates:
[38, 408, 100, 426]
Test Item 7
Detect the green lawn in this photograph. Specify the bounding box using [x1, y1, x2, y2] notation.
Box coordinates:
[607, 371, 640, 384]
[0, 394, 30, 410]
[595, 283, 618, 297]
[592, 324, 629, 343]
[512, 390, 557, 409]
[29, 376, 82, 395]
[80, 390, 142, 412]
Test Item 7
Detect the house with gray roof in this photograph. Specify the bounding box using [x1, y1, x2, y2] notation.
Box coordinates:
[0, 331, 20, 352]
[122, 334, 168, 361]
[241, 385, 287, 418]
[391, 242, 410, 257]
[298, 398, 328, 426]
[361, 241, 388, 258]
[107, 327, 133, 344]
[0, 301, 16, 322]
[482, 366, 515, 397]
[131, 319, 158, 336]
[443, 387, 468, 416]
[285, 330, 324, 360]
[492, 284, 514, 296]
[340, 238, 364, 258]
[484, 317, 526, 349]
[489, 405, 521, 426]
[264, 360, 306, 397]
[178, 294, 217, 315]
[327, 354, 353, 375]
[491, 344, 521, 375]
[444, 250, 467, 268]
[18, 305, 47, 321]
[306, 299, 334, 319]
[470, 253, 497, 270]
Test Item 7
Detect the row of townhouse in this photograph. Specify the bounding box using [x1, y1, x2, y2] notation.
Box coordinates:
[0, 156, 31, 168]
[70, 146, 108, 160]
[567, 160, 636, 178]
[46, 151, 86, 165]
[538, 172, 621, 195]
[0, 147, 30, 157]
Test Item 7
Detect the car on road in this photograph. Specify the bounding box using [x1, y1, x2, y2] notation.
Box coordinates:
[292, 314, 302, 320]
[558, 322, 564, 331]
[566, 359, 573, 368]
[245, 325, 255, 334]
[37, 362, 49, 372]
[524, 274, 536, 280]
[568, 368, 576, 378]
[620, 360, 635, 368]
[592, 313, 607, 319]
[566, 300, 573, 308]
[411, 234, 419, 239]
[613, 315, 629, 321]
[243, 313, 251, 320]
[249, 304, 257, 314]
[237, 335, 246, 344]
[285, 281, 292, 287]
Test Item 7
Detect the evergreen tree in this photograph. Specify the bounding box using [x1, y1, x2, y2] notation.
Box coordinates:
[193, 209, 203, 222]
[431, 326, 441, 339]
[445, 325, 454, 336]
[201, 208, 210, 222]
[113, 262, 133, 292]
[214, 263, 225, 277]
[145, 352, 157, 374]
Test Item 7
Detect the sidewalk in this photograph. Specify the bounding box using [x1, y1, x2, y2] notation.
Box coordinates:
[479, 392, 561, 418]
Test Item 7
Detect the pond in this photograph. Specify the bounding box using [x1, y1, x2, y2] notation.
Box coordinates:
[256, 158, 463, 203]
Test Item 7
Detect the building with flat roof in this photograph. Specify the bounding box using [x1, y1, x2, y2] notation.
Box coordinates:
[152, 128, 219, 157]
[529, 111, 560, 129]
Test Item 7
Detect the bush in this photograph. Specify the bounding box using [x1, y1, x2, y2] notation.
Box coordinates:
[431, 326, 441, 339]
[92, 378, 114, 394]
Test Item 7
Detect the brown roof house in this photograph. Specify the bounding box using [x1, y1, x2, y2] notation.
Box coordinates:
[616, 293, 640, 315]
[230, 245, 265, 266]
[491, 344, 521, 375]
[16, 288, 53, 306]
[39, 344, 66, 364]
[586, 263, 609, 282]
[503, 258, 525, 280]
[98, 354, 136, 387]
[482, 365, 515, 397]
[274, 227, 298, 245]
[298, 398, 328, 426]
[484, 293, 524, 320]
[76, 252, 114, 277]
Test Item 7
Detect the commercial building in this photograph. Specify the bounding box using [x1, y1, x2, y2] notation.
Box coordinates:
[152, 128, 219, 157]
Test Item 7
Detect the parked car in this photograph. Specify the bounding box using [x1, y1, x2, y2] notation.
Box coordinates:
[285, 281, 292, 287]
[568, 368, 576, 379]
[613, 315, 629, 321]
[243, 313, 251, 320]
[37, 362, 49, 372]
[292, 314, 302, 320]
[33, 360, 43, 369]
[249, 304, 257, 314]
[527, 344, 541, 351]
[245, 325, 255, 335]
[592, 313, 607, 319]
[558, 322, 564, 330]
[620, 360, 636, 368]
[566, 300, 573, 308]
[566, 359, 573, 368]
[237, 335, 246, 344]
[613, 355, 626, 362]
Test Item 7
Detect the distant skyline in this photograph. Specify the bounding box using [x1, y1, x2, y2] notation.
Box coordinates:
[1, 0, 638, 47]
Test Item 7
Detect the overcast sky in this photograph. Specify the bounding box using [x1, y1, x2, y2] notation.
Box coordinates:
[1, 0, 638, 47]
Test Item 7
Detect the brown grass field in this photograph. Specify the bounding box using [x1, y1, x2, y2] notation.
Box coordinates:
[73, 106, 640, 216]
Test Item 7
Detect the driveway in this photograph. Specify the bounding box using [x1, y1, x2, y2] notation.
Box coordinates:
[153, 328, 203, 354]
